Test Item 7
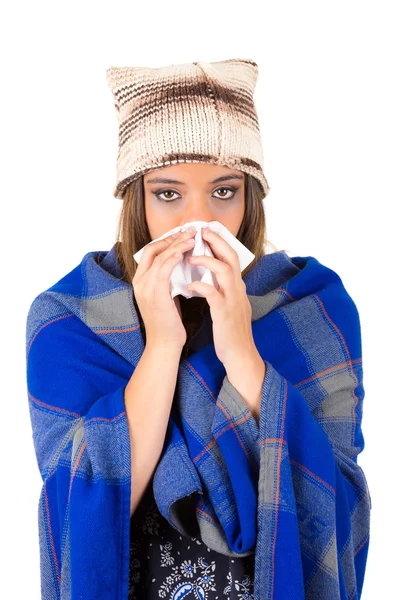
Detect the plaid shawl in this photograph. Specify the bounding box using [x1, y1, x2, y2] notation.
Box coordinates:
[25, 244, 372, 599]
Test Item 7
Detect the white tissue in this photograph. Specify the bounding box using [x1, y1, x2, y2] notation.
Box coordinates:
[133, 220, 255, 299]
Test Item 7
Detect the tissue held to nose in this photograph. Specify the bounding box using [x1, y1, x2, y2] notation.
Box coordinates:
[133, 220, 255, 299]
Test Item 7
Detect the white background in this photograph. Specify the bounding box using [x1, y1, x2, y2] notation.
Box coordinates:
[2, 1, 395, 597]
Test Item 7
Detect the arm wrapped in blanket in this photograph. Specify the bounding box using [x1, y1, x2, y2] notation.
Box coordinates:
[213, 277, 372, 599]
[26, 295, 133, 599]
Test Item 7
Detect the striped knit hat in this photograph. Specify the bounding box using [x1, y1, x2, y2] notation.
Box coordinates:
[106, 58, 270, 200]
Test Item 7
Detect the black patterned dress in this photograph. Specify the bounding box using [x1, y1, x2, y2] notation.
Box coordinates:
[128, 303, 256, 600]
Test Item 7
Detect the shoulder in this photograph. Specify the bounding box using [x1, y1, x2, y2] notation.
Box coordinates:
[25, 248, 114, 352]
[286, 253, 363, 354]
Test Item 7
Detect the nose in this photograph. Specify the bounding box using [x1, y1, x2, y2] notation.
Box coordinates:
[182, 207, 214, 226]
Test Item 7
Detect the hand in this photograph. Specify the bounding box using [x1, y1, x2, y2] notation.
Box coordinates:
[186, 227, 256, 365]
[132, 227, 197, 349]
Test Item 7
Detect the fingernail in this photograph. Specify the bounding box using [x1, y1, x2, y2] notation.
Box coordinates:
[172, 231, 182, 238]
[185, 226, 195, 233]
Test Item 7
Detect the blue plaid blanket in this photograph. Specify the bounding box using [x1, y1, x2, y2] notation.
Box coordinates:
[25, 244, 372, 599]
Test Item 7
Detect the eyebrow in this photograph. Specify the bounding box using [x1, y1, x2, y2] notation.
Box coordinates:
[145, 174, 244, 185]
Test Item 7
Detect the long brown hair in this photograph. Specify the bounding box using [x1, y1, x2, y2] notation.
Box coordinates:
[113, 172, 277, 358]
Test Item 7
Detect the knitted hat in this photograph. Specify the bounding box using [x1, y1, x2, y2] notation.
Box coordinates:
[105, 58, 270, 200]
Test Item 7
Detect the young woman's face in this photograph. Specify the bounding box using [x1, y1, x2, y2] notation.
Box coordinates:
[143, 163, 245, 240]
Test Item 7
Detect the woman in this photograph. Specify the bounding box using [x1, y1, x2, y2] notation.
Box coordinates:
[26, 59, 371, 599]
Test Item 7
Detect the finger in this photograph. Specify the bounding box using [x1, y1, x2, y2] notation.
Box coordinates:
[189, 255, 235, 296]
[188, 255, 232, 279]
[148, 242, 191, 297]
[187, 280, 222, 308]
[138, 236, 194, 300]
[136, 227, 196, 275]
[202, 228, 240, 270]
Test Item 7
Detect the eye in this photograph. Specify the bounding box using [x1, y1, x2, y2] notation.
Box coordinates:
[213, 186, 237, 200]
[154, 186, 238, 203]
[154, 189, 181, 202]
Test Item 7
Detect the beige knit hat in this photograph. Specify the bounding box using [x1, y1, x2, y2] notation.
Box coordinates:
[105, 58, 270, 200]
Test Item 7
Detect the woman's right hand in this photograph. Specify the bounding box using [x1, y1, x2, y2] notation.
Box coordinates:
[132, 226, 197, 349]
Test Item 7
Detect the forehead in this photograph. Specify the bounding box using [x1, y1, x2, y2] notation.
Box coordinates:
[144, 162, 244, 184]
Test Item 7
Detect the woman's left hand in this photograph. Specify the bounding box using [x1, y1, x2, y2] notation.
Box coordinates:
[186, 227, 256, 366]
